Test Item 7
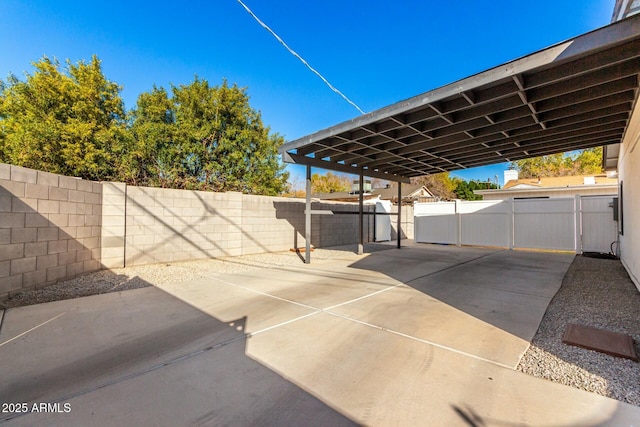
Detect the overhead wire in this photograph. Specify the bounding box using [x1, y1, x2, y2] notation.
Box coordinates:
[235, 0, 366, 115]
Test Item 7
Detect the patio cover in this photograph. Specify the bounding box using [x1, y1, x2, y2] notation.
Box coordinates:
[279, 14, 640, 262]
[279, 14, 640, 183]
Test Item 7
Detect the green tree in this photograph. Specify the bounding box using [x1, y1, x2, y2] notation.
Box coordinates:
[122, 86, 176, 187]
[411, 172, 456, 200]
[126, 78, 288, 195]
[0, 55, 127, 180]
[572, 147, 603, 175]
[454, 179, 498, 200]
[511, 148, 603, 178]
[311, 172, 351, 194]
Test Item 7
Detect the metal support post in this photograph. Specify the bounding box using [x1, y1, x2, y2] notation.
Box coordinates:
[397, 182, 402, 249]
[305, 165, 311, 264]
[358, 170, 364, 255]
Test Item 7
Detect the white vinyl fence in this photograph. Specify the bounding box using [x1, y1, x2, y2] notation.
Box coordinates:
[415, 195, 618, 253]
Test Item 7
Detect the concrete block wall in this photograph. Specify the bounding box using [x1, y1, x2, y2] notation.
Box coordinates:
[0, 163, 102, 298]
[101, 182, 126, 268]
[249, 197, 374, 253]
[121, 186, 242, 266]
[2, 162, 409, 298]
[120, 188, 378, 266]
[241, 195, 304, 255]
[391, 205, 414, 240]
[313, 201, 375, 248]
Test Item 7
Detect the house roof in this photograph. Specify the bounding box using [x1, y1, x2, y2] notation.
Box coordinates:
[279, 15, 640, 183]
[502, 174, 618, 189]
[372, 183, 430, 199]
[312, 183, 430, 202]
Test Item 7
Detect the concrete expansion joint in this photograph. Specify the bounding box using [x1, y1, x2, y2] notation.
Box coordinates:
[405, 250, 503, 285]
[324, 310, 514, 371]
[0, 312, 67, 350]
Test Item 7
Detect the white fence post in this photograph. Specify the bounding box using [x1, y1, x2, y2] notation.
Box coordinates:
[509, 198, 515, 250]
[574, 195, 582, 254]
[455, 199, 462, 247]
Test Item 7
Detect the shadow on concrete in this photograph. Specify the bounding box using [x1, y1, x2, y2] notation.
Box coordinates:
[0, 285, 357, 425]
[347, 243, 573, 343]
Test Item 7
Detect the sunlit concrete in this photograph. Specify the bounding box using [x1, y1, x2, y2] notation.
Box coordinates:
[1, 244, 639, 425]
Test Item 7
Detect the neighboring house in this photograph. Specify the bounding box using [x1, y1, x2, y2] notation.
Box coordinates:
[475, 170, 618, 200]
[313, 182, 433, 204]
[372, 183, 434, 204]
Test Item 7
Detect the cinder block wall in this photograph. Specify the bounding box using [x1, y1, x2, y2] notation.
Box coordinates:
[391, 205, 414, 240]
[313, 201, 375, 247]
[2, 163, 411, 297]
[120, 186, 242, 266]
[117, 189, 377, 266]
[242, 195, 303, 255]
[0, 164, 102, 298]
[247, 196, 374, 254]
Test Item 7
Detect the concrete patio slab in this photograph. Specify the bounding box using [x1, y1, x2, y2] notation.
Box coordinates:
[2, 244, 639, 426]
[0, 288, 243, 409]
[0, 289, 354, 427]
[199, 268, 400, 311]
[247, 311, 639, 426]
[154, 278, 317, 334]
[328, 284, 529, 367]
[401, 250, 574, 342]
[344, 244, 498, 283]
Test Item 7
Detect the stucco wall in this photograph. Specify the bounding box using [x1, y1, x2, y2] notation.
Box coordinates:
[0, 164, 102, 298]
[618, 97, 640, 290]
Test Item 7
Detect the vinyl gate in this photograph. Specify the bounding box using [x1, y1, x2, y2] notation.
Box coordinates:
[580, 195, 619, 253]
[414, 195, 618, 253]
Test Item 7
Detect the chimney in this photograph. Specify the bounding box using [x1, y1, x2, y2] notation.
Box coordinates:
[504, 169, 518, 184]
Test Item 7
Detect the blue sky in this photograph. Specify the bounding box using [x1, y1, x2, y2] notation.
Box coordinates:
[0, 0, 613, 187]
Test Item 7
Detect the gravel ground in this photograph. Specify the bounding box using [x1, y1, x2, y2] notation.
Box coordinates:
[2, 246, 639, 406]
[517, 255, 640, 406]
[0, 243, 391, 310]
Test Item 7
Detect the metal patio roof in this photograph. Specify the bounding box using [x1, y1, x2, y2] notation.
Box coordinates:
[279, 14, 640, 183]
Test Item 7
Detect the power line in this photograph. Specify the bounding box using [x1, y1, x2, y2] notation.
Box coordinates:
[235, 0, 365, 115]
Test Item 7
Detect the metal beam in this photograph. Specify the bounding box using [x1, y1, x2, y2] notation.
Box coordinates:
[282, 152, 411, 183]
[305, 164, 311, 264]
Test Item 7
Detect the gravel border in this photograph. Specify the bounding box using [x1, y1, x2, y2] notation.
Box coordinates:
[3, 246, 638, 406]
[517, 255, 640, 406]
[0, 243, 391, 310]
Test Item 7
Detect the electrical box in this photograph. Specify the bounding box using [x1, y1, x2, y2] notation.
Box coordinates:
[612, 197, 619, 221]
